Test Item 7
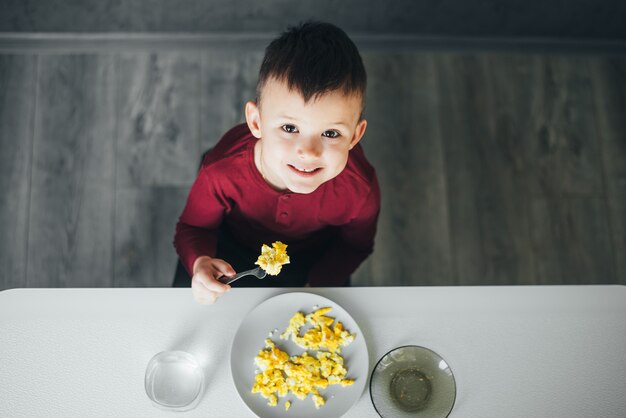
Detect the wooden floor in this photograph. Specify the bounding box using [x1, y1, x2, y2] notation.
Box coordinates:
[1, 48, 625, 289]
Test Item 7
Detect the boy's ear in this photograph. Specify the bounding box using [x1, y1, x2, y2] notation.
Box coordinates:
[349, 119, 367, 150]
[245, 101, 262, 138]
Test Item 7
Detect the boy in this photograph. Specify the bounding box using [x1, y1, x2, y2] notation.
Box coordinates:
[173, 21, 380, 304]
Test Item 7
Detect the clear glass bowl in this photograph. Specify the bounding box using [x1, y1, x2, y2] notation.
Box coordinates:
[370, 345, 456, 417]
[145, 351, 204, 411]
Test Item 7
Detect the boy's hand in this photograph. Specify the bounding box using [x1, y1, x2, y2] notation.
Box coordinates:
[191, 256, 234, 304]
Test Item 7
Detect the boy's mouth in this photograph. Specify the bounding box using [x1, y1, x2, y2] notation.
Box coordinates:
[288, 164, 322, 176]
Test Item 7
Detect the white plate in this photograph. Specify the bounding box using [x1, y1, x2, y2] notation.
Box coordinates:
[230, 292, 369, 418]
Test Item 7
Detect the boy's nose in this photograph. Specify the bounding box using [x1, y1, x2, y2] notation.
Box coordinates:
[297, 136, 323, 159]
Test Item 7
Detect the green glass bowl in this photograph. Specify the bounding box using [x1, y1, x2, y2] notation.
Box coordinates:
[370, 345, 456, 417]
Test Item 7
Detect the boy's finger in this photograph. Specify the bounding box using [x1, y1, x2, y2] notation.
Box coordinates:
[193, 292, 211, 305]
[204, 276, 231, 293]
[197, 292, 217, 305]
[212, 259, 236, 277]
[191, 284, 210, 305]
[192, 280, 224, 304]
[192, 273, 226, 295]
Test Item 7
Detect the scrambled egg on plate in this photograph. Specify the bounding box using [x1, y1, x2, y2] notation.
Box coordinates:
[252, 307, 355, 409]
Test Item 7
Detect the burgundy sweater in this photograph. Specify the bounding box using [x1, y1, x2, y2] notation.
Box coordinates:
[173, 123, 380, 286]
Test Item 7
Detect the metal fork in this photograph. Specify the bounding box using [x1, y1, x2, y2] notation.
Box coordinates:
[219, 266, 267, 285]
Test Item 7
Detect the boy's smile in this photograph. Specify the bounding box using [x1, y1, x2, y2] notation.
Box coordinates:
[245, 78, 367, 194]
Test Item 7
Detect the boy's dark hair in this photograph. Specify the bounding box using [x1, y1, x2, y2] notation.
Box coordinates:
[257, 21, 367, 111]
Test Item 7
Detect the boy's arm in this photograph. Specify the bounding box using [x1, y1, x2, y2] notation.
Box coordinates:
[307, 176, 381, 286]
[173, 167, 228, 275]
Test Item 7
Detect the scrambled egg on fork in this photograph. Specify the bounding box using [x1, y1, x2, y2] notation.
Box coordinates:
[255, 241, 290, 275]
[252, 307, 356, 409]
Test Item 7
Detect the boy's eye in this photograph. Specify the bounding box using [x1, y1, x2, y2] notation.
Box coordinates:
[282, 124, 299, 133]
[322, 130, 340, 139]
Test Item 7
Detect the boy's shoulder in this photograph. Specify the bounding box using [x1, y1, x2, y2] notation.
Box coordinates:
[340, 143, 377, 191]
[320, 143, 378, 211]
[201, 123, 253, 168]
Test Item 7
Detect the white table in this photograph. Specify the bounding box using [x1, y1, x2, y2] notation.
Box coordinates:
[1, 286, 625, 417]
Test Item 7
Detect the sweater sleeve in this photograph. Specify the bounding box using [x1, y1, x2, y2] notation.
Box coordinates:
[173, 167, 228, 275]
[307, 175, 381, 286]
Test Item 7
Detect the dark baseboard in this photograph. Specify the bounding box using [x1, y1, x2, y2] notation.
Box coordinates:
[1, 32, 626, 55]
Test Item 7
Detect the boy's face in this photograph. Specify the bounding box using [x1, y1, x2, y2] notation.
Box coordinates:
[245, 78, 367, 194]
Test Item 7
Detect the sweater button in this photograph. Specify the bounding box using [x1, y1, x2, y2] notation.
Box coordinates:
[280, 212, 288, 218]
